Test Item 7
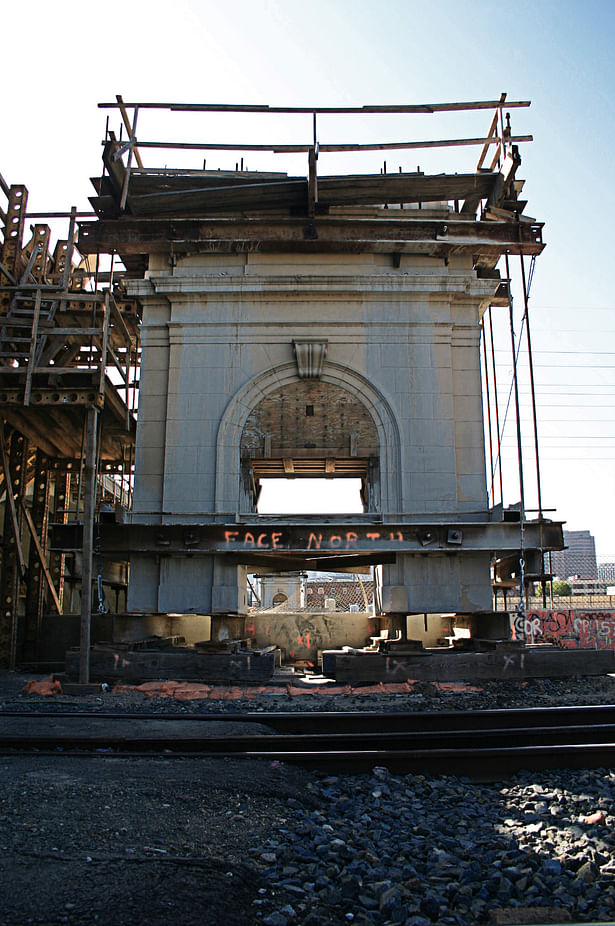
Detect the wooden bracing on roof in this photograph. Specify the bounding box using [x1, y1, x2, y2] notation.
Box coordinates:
[85, 94, 537, 280]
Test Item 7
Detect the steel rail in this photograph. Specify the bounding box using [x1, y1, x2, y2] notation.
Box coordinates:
[2, 725, 615, 751]
[4, 704, 615, 732]
[3, 706, 615, 775]
[1, 737, 615, 776]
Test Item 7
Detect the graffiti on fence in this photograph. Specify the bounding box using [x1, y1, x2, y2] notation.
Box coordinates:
[512, 610, 615, 649]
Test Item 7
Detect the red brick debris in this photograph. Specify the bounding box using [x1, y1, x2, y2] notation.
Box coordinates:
[582, 811, 607, 825]
[21, 677, 484, 700]
[22, 675, 63, 696]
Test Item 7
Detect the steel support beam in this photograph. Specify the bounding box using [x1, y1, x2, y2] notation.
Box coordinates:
[79, 407, 98, 684]
[50, 518, 563, 558]
[0, 429, 28, 667]
[49, 471, 70, 614]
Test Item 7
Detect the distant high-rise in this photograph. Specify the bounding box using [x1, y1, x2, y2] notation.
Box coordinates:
[598, 562, 615, 583]
[550, 530, 597, 579]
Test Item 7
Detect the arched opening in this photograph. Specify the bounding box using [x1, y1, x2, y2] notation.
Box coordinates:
[240, 379, 380, 513]
[257, 477, 365, 514]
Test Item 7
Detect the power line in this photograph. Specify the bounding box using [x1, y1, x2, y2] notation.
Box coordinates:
[532, 303, 615, 312]
[524, 434, 615, 440]
[519, 417, 613, 421]
[501, 456, 615, 460]
[495, 349, 615, 356]
[497, 386, 615, 391]
[534, 368, 615, 372]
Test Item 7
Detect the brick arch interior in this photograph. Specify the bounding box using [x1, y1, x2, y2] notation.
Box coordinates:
[214, 361, 402, 514]
[240, 379, 381, 512]
[242, 380, 379, 456]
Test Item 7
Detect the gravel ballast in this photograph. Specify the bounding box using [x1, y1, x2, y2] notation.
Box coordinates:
[2, 671, 615, 924]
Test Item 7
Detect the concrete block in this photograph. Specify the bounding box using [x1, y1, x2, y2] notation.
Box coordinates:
[131, 474, 164, 509]
[127, 556, 160, 611]
[322, 647, 615, 684]
[157, 557, 214, 613]
[452, 369, 482, 397]
[457, 474, 488, 505]
[381, 585, 409, 612]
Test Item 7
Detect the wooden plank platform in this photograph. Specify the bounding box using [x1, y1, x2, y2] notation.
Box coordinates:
[65, 647, 277, 683]
[322, 647, 615, 683]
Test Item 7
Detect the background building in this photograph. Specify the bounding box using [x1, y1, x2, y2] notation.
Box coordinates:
[551, 530, 597, 580]
[569, 578, 608, 596]
[598, 562, 615, 582]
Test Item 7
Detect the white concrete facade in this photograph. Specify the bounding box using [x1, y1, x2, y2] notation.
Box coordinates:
[126, 248, 497, 615]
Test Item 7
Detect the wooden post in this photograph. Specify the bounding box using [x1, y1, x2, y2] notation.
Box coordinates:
[79, 406, 98, 684]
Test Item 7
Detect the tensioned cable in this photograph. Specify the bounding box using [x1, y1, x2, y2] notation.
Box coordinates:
[490, 300, 527, 499]
[519, 254, 542, 518]
[503, 252, 527, 617]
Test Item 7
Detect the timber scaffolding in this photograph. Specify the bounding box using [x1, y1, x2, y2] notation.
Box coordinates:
[0, 94, 560, 679]
[0, 173, 139, 673]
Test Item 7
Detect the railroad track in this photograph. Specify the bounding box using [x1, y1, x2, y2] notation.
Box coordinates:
[2, 705, 615, 776]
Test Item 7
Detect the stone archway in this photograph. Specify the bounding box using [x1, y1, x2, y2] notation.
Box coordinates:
[214, 361, 402, 514]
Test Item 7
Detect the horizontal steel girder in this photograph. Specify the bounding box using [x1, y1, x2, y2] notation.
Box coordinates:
[50, 519, 563, 558]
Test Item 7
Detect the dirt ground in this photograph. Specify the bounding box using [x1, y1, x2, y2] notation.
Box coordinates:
[0, 673, 318, 926]
[0, 752, 318, 925]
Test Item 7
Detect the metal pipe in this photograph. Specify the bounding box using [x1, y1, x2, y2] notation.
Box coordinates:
[519, 254, 543, 518]
[505, 253, 526, 617]
[488, 308, 504, 505]
[481, 319, 496, 506]
[79, 406, 98, 684]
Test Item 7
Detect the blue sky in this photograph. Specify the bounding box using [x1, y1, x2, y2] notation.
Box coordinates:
[2, 0, 614, 559]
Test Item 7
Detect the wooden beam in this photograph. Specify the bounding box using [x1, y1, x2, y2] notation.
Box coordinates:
[102, 139, 127, 197]
[19, 500, 62, 613]
[319, 135, 531, 153]
[96, 171, 500, 217]
[476, 92, 506, 171]
[79, 214, 544, 260]
[488, 148, 522, 208]
[116, 95, 144, 169]
[229, 553, 317, 571]
[120, 107, 140, 212]
[123, 133, 532, 157]
[128, 179, 307, 215]
[98, 99, 531, 115]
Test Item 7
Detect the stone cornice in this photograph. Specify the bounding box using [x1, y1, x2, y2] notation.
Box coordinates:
[126, 272, 497, 301]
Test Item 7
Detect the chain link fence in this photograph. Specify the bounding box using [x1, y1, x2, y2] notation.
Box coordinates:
[495, 595, 615, 611]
